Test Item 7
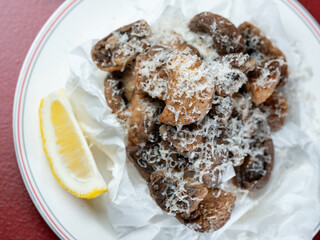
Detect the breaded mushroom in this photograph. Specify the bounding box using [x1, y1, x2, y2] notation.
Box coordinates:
[92, 20, 150, 72]
[126, 93, 162, 146]
[181, 188, 236, 232]
[189, 12, 244, 55]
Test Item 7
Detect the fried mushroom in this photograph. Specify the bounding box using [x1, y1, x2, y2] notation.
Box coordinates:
[238, 22, 289, 103]
[104, 77, 127, 120]
[259, 91, 288, 131]
[163, 32, 201, 57]
[223, 93, 269, 166]
[158, 52, 215, 126]
[213, 53, 256, 97]
[127, 140, 185, 182]
[126, 93, 162, 146]
[181, 188, 236, 232]
[149, 170, 208, 217]
[189, 12, 244, 55]
[247, 58, 283, 105]
[121, 61, 137, 102]
[199, 160, 226, 189]
[233, 139, 274, 191]
[134, 45, 171, 100]
[188, 142, 225, 188]
[210, 95, 234, 125]
[238, 22, 287, 62]
[159, 124, 204, 152]
[127, 145, 155, 182]
[91, 20, 150, 72]
[135, 45, 214, 126]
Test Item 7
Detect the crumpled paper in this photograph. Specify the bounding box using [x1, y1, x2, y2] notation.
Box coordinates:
[65, 0, 320, 239]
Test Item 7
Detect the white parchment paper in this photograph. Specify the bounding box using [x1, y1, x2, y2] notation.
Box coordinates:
[65, 0, 320, 239]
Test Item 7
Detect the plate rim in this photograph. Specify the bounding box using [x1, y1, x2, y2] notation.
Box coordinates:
[12, 0, 320, 239]
[12, 0, 80, 239]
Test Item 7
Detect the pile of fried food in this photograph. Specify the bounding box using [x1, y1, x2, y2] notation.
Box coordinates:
[91, 12, 288, 232]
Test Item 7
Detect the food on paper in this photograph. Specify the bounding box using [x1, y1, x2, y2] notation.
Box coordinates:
[91, 11, 289, 232]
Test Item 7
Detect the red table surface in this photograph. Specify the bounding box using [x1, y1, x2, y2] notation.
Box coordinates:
[0, 0, 319, 239]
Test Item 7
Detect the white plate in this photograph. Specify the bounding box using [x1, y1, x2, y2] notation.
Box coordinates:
[12, 0, 320, 239]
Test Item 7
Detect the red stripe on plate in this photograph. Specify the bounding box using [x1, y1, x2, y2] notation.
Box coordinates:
[15, 0, 320, 239]
[287, 0, 320, 39]
[17, 0, 78, 239]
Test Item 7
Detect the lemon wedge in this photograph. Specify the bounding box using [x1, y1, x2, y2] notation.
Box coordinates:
[39, 89, 107, 199]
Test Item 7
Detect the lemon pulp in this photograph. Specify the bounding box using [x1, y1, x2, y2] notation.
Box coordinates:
[39, 90, 107, 199]
[51, 100, 90, 179]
